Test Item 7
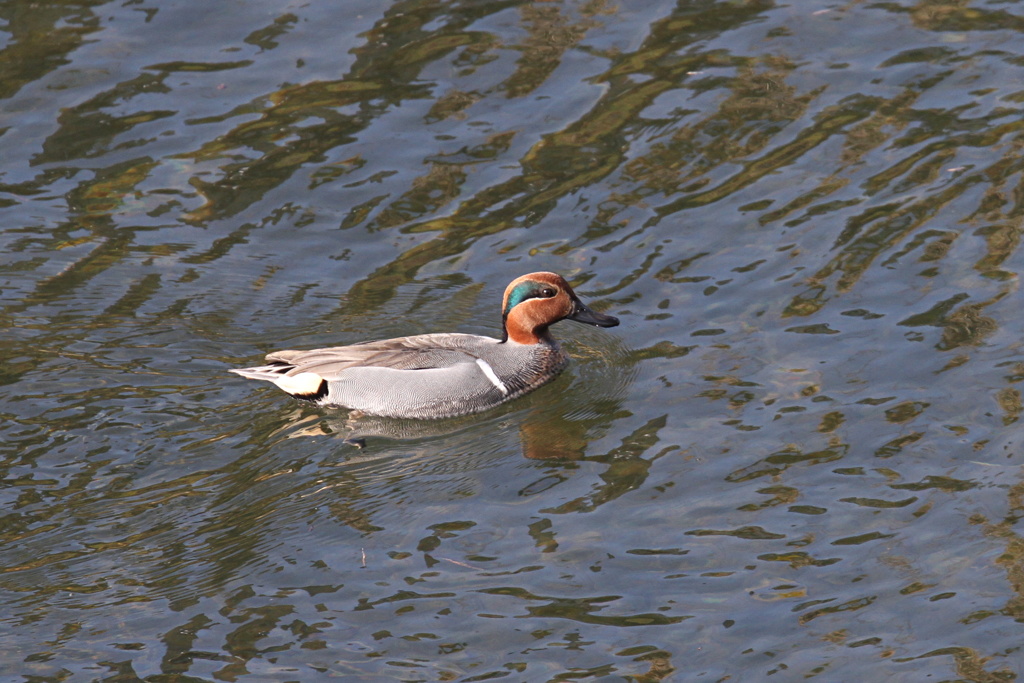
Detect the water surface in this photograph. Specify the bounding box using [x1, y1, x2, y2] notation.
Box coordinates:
[3, 0, 1024, 680]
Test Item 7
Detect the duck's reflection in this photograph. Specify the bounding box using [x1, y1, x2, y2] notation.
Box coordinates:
[275, 401, 595, 460]
[268, 376, 626, 462]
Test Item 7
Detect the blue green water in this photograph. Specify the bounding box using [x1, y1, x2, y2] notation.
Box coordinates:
[3, 0, 1024, 680]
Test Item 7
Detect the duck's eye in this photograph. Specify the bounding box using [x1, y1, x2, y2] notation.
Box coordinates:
[539, 287, 557, 298]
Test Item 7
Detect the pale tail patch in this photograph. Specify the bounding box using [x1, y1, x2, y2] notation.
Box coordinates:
[276, 371, 326, 396]
[475, 359, 508, 395]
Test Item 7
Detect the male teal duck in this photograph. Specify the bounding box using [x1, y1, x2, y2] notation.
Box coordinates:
[230, 272, 619, 419]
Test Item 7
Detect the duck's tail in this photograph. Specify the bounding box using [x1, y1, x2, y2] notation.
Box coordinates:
[229, 365, 329, 401]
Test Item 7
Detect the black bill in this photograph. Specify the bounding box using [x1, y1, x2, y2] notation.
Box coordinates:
[567, 298, 619, 328]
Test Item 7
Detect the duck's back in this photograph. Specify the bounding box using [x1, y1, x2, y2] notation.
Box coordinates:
[269, 333, 491, 374]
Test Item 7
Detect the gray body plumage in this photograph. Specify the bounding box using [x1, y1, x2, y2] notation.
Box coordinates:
[230, 271, 620, 420]
[231, 332, 569, 419]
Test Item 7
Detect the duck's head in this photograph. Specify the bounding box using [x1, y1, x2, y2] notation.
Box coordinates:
[501, 272, 619, 344]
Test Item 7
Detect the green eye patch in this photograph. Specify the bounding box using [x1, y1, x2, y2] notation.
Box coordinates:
[504, 281, 544, 317]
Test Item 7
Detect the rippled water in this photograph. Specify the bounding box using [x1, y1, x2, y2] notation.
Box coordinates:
[3, 0, 1024, 680]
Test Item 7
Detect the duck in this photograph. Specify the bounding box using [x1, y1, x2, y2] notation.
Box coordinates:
[230, 272, 619, 420]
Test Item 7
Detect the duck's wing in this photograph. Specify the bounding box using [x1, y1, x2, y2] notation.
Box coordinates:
[262, 332, 494, 379]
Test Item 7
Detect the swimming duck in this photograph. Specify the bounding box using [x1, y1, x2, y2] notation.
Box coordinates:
[230, 272, 619, 420]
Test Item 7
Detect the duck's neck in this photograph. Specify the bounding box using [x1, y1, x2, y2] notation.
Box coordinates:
[502, 319, 552, 345]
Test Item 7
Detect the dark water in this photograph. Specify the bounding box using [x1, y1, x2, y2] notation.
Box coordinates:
[3, 0, 1024, 680]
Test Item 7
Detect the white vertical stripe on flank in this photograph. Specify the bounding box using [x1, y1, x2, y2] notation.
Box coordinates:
[475, 359, 508, 395]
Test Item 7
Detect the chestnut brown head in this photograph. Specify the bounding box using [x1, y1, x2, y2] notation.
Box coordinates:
[501, 272, 619, 344]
